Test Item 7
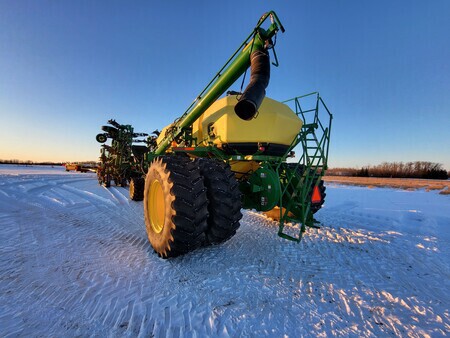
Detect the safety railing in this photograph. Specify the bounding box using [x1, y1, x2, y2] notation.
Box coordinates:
[276, 92, 333, 241]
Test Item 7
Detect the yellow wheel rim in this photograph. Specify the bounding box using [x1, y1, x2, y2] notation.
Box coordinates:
[129, 181, 134, 196]
[148, 179, 165, 233]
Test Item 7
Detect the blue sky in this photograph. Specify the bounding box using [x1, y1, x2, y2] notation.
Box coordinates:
[1, 1, 449, 169]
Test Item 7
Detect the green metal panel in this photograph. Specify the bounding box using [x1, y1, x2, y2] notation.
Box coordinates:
[240, 164, 281, 212]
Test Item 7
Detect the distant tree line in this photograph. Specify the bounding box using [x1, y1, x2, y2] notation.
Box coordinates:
[327, 161, 448, 180]
[326, 167, 359, 177]
[0, 159, 60, 165]
[0, 159, 98, 166]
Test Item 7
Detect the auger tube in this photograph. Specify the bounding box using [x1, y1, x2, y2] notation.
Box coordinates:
[234, 49, 270, 120]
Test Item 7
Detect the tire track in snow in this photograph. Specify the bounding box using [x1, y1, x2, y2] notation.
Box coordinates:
[0, 174, 152, 336]
[106, 186, 130, 205]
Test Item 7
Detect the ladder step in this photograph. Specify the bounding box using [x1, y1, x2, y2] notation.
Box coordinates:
[278, 231, 301, 243]
[302, 123, 318, 129]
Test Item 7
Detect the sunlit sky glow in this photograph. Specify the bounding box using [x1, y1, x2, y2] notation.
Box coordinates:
[1, 1, 449, 169]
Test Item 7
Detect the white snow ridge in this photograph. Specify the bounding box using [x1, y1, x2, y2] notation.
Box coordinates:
[0, 165, 449, 337]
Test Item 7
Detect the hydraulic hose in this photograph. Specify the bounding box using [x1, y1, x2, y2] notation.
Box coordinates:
[234, 49, 270, 120]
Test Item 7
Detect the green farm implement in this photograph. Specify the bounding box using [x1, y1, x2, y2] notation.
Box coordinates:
[98, 11, 333, 258]
[96, 119, 156, 200]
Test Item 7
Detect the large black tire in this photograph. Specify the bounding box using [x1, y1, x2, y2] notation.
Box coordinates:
[129, 177, 144, 201]
[198, 159, 242, 245]
[144, 157, 208, 258]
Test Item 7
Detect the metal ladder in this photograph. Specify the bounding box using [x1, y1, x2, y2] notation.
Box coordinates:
[276, 92, 333, 242]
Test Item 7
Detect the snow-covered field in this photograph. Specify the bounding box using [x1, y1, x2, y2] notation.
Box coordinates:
[0, 165, 449, 337]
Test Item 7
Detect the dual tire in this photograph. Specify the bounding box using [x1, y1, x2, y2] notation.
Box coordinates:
[198, 159, 242, 244]
[143, 156, 242, 258]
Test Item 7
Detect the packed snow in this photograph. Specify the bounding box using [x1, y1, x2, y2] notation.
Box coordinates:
[0, 165, 449, 337]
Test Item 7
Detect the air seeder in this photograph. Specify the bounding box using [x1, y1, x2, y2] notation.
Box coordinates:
[103, 11, 333, 258]
[95, 119, 155, 199]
